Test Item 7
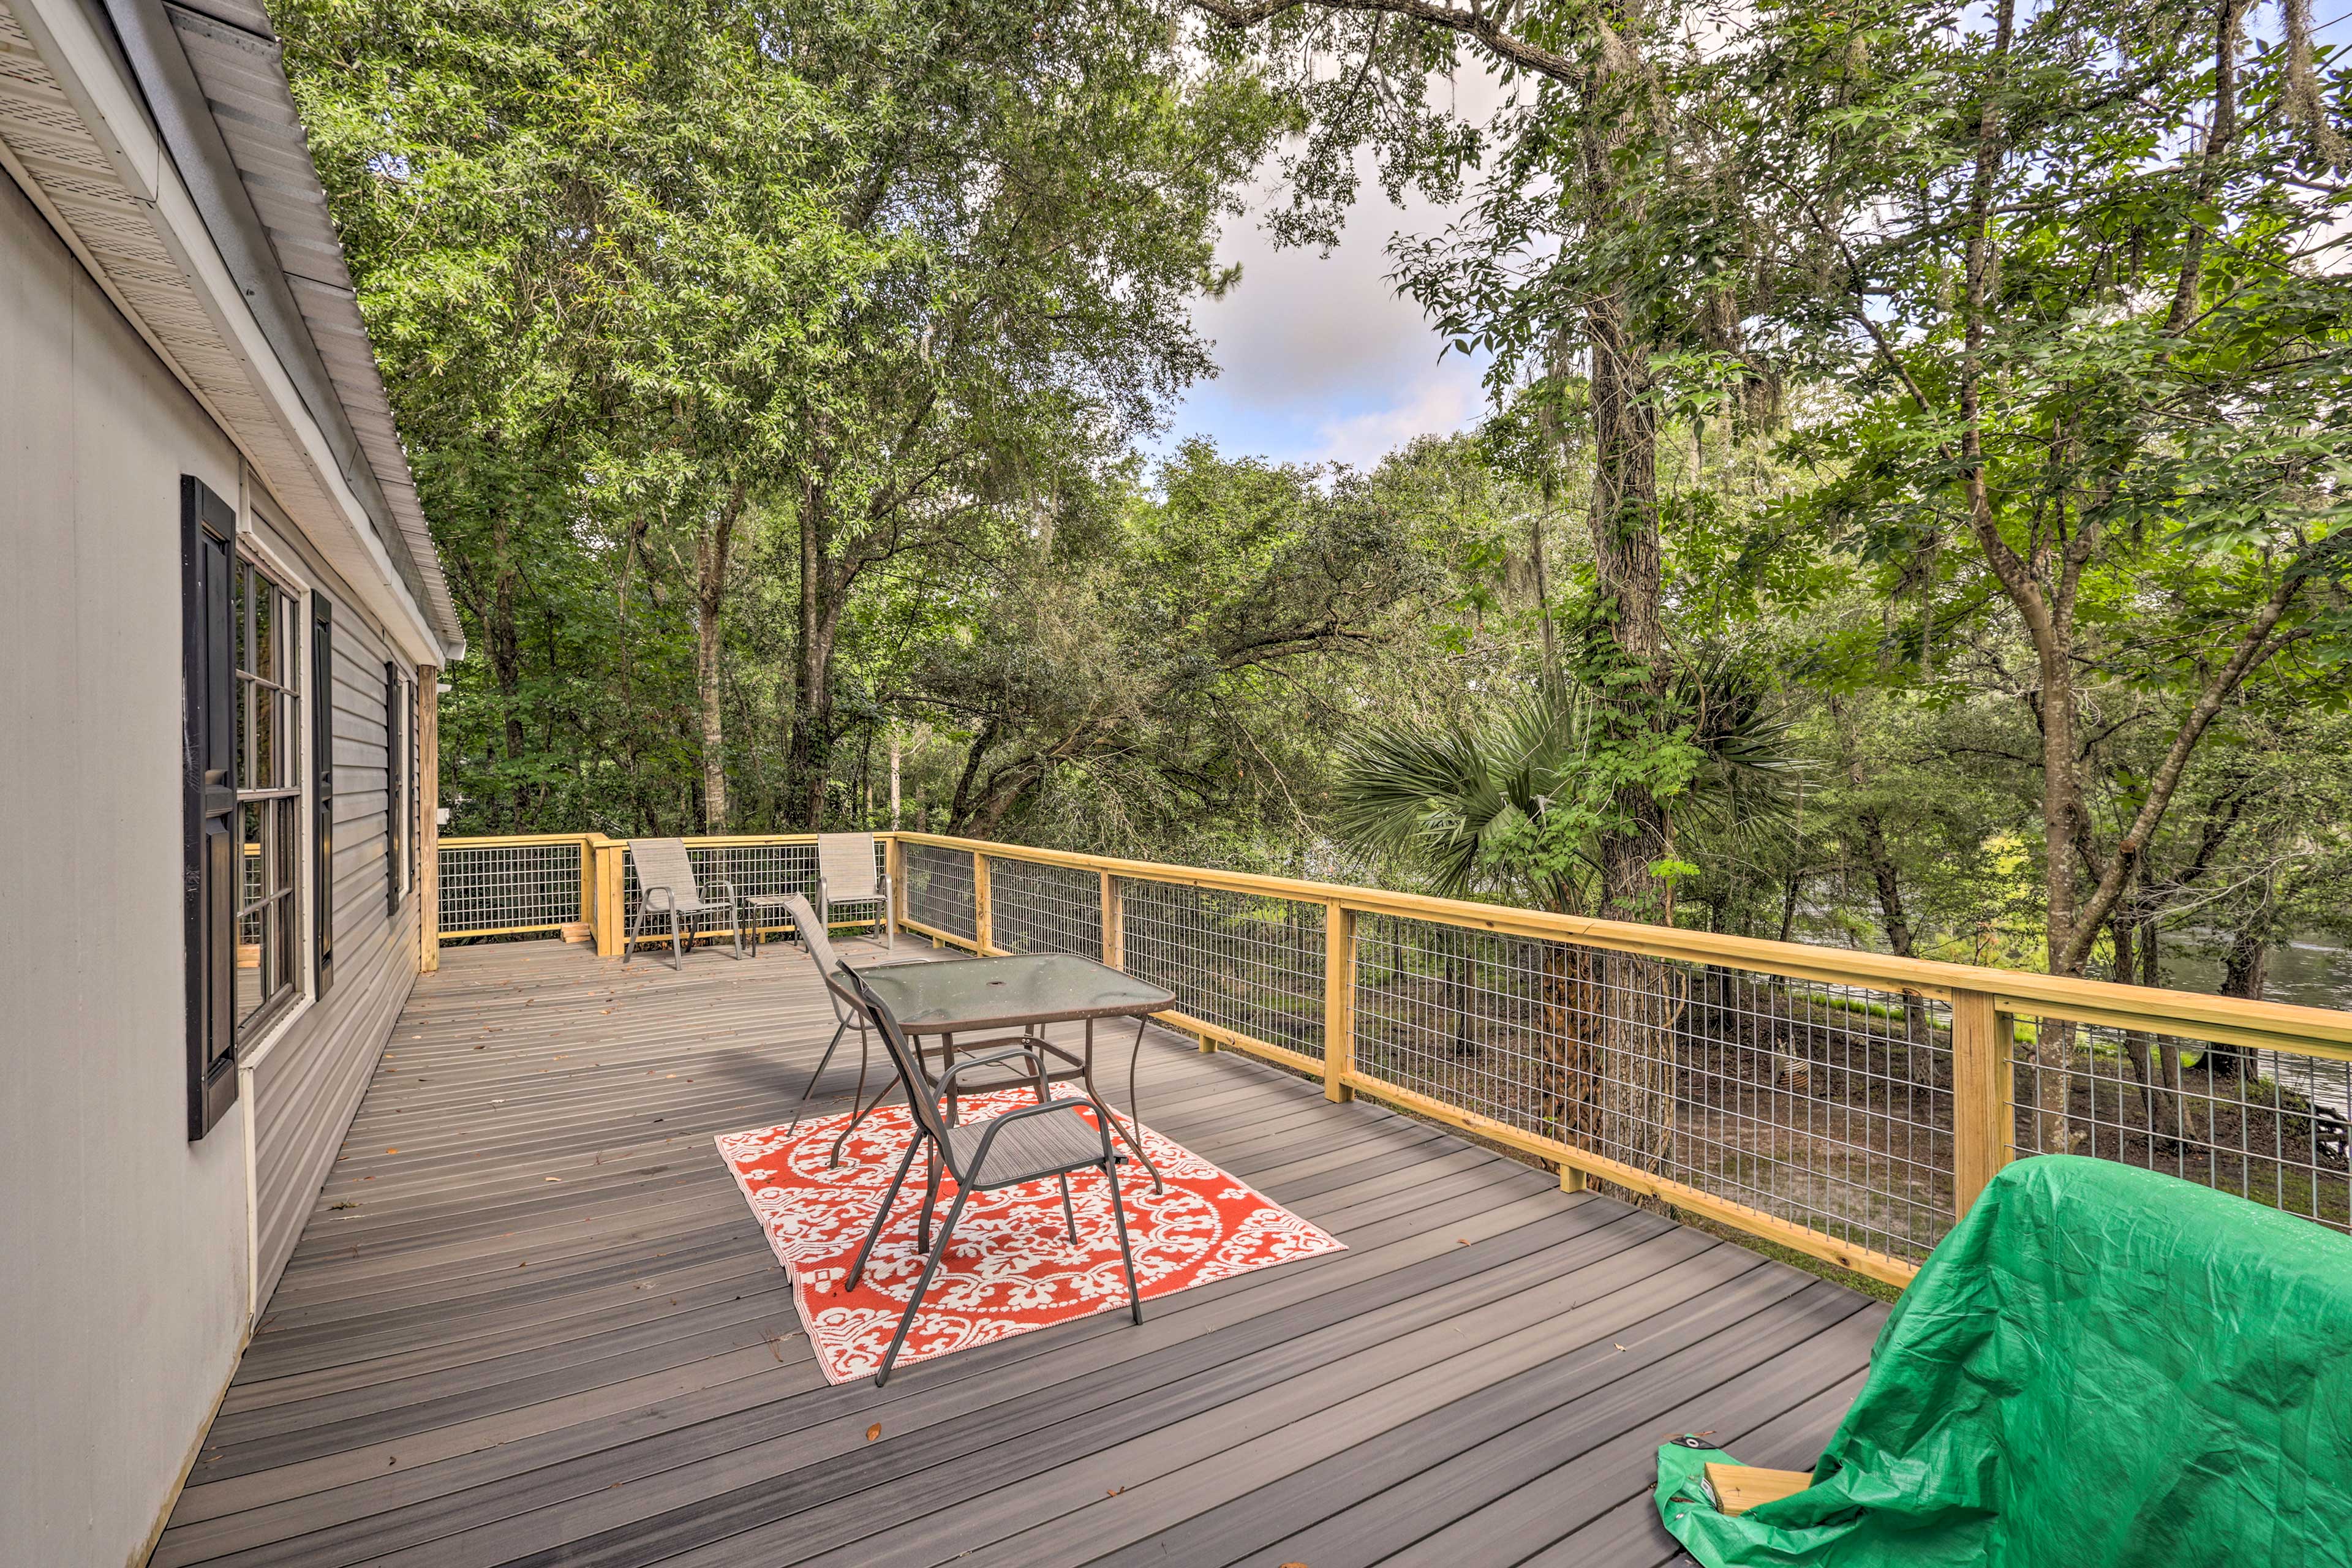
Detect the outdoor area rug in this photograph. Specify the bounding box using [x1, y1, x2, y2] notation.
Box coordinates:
[715, 1086, 1345, 1384]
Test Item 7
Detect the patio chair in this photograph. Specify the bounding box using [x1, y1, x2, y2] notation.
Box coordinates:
[839, 963, 1141, 1387]
[623, 838, 742, 970]
[780, 892, 918, 1166]
[816, 832, 893, 950]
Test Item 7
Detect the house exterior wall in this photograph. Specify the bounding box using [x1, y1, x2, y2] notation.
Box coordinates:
[0, 164, 423, 1567]
[243, 492, 423, 1306]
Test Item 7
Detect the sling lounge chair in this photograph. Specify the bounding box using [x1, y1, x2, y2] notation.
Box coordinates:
[816, 833, 894, 950]
[839, 963, 1141, 1387]
[623, 838, 742, 970]
[780, 892, 922, 1166]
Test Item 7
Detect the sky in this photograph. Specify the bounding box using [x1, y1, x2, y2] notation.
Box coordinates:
[1154, 7, 2352, 477]
[1157, 58, 1518, 473]
[1153, 172, 1491, 472]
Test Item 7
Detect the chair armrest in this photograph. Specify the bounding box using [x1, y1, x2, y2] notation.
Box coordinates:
[643, 884, 674, 911]
[938, 1046, 1046, 1087]
[715, 878, 739, 903]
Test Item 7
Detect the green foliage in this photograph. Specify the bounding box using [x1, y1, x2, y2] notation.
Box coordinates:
[279, 0, 2352, 996]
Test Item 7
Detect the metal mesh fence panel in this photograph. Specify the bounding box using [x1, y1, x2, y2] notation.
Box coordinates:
[1351, 913, 1954, 1263]
[619, 840, 842, 941]
[439, 840, 583, 939]
[903, 843, 977, 941]
[1121, 878, 1325, 1061]
[989, 858, 1102, 959]
[2010, 1016, 2351, 1234]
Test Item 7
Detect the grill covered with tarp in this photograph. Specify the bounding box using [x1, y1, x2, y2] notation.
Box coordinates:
[1657, 1155, 2352, 1567]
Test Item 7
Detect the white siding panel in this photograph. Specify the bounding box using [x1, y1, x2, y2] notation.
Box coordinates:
[0, 166, 252, 1568]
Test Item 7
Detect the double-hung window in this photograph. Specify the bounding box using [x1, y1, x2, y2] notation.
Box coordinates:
[386, 663, 411, 914]
[234, 556, 304, 1035]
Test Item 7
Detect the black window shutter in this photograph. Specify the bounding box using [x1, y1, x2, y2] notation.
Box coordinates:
[182, 477, 239, 1140]
[385, 662, 404, 917]
[313, 594, 336, 995]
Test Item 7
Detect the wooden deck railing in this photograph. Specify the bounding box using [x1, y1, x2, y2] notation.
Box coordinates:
[437, 830, 2352, 1288]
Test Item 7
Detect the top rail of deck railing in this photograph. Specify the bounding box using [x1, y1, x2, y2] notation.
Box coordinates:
[437, 829, 2352, 1287]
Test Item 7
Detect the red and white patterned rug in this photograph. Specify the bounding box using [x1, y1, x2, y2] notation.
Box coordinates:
[715, 1086, 1344, 1384]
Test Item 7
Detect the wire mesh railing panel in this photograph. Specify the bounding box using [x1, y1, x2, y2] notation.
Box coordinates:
[2010, 1017, 2351, 1234]
[1351, 914, 1955, 1262]
[619, 840, 836, 940]
[1121, 878, 1324, 1061]
[439, 841, 582, 939]
[1677, 966, 1955, 1262]
[988, 858, 1102, 959]
[903, 843, 977, 942]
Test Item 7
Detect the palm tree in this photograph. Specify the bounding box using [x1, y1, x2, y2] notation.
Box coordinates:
[1332, 652, 1800, 1174]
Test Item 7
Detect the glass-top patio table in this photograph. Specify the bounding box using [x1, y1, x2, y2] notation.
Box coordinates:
[856, 953, 1178, 1192]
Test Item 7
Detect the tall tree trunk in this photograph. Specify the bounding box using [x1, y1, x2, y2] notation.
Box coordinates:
[694, 482, 745, 834]
[1854, 803, 1932, 1074]
[1581, 287, 1672, 924]
[488, 509, 528, 830]
[2221, 929, 2270, 1003]
[2114, 907, 2181, 1146]
[1581, 282, 1682, 1182]
[786, 469, 837, 829]
[2207, 891, 2274, 1078]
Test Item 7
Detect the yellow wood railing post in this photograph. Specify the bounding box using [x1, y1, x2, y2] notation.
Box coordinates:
[1324, 900, 1355, 1103]
[1951, 987, 2013, 1218]
[973, 851, 992, 954]
[885, 832, 905, 936]
[417, 666, 440, 973]
[1100, 870, 1122, 970]
[578, 836, 595, 940]
[589, 838, 625, 958]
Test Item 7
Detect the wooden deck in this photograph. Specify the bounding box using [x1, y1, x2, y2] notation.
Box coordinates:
[155, 938, 1886, 1568]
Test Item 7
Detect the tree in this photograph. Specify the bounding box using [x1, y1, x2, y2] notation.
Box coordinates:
[1330, 653, 1797, 1168]
[752, 2, 1286, 827]
[906, 440, 1447, 853]
[1739, 0, 2352, 979]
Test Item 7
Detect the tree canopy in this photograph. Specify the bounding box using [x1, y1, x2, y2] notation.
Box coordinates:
[283, 0, 2352, 1000]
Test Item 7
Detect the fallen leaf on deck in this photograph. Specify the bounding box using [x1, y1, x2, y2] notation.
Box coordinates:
[866, 1424, 882, 1442]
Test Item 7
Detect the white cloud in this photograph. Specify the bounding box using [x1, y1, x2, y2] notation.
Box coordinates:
[1310, 374, 1479, 469]
[1194, 166, 1461, 410]
[1161, 64, 1512, 468]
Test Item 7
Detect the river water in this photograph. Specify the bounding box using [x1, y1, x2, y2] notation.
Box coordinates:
[2158, 935, 2352, 1014]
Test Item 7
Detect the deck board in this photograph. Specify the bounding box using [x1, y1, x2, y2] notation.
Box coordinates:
[156, 936, 1885, 1568]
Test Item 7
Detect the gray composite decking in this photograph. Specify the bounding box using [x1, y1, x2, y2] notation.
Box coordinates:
[154, 938, 1888, 1568]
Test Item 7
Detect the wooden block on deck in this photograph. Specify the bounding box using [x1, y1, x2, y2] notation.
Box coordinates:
[1705, 1463, 1814, 1515]
[559, 922, 592, 943]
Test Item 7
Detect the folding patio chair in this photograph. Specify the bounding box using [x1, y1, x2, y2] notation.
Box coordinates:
[779, 892, 920, 1166]
[623, 838, 743, 970]
[816, 833, 894, 950]
[839, 963, 1142, 1387]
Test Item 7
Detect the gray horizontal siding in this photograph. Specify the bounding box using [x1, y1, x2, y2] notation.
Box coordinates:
[251, 603, 421, 1306]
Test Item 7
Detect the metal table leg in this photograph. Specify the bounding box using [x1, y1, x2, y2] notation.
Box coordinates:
[1081, 1016, 1164, 1193]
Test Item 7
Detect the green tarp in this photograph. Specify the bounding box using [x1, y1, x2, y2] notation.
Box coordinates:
[1656, 1155, 2352, 1567]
